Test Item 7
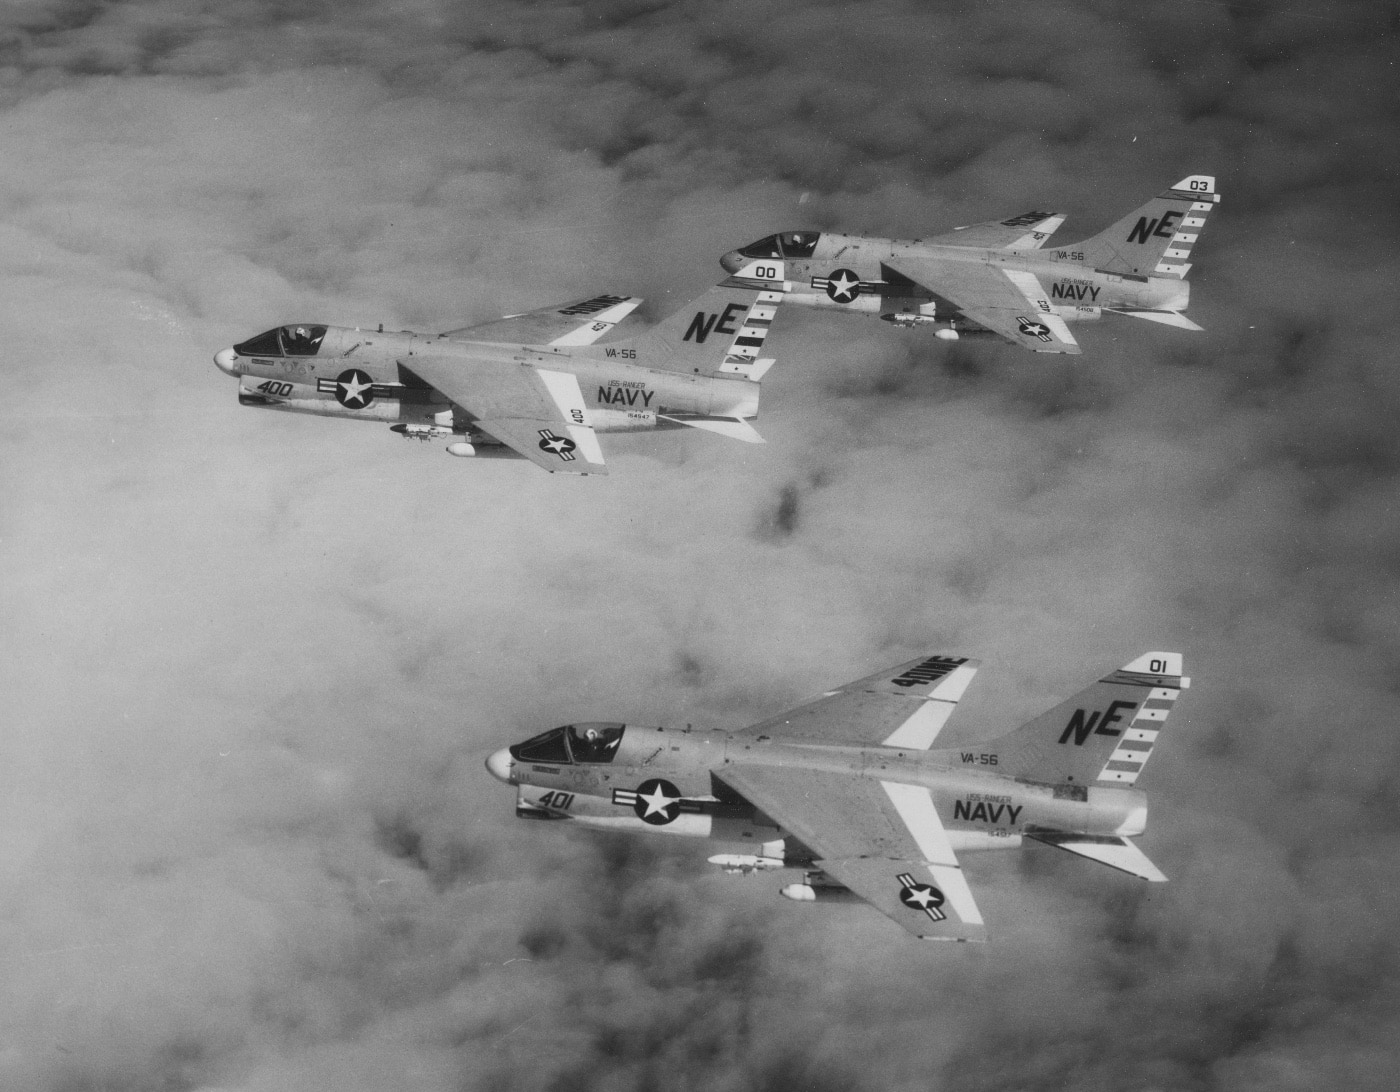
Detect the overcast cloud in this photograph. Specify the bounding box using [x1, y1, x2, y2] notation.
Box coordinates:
[2, 1, 1399, 1089]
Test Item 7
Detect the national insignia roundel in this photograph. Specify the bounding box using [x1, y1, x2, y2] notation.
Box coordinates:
[1016, 317, 1052, 341]
[334, 368, 376, 409]
[898, 881, 945, 911]
[824, 268, 862, 303]
[895, 871, 947, 922]
[632, 778, 683, 825]
[537, 429, 578, 460]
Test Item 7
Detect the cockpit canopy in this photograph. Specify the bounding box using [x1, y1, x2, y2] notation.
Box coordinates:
[510, 722, 626, 765]
[233, 325, 328, 358]
[736, 231, 820, 260]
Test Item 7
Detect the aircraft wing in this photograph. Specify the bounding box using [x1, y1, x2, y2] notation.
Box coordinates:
[920, 212, 1066, 250]
[716, 765, 987, 941]
[402, 357, 608, 474]
[440, 295, 641, 346]
[740, 653, 980, 749]
[884, 256, 1081, 354]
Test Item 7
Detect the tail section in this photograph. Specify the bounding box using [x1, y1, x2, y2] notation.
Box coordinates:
[1067, 176, 1219, 279]
[990, 653, 1189, 787]
[607, 280, 785, 381]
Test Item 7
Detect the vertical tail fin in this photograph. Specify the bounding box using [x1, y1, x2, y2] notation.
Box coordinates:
[990, 653, 1190, 787]
[606, 280, 786, 380]
[1067, 177, 1220, 279]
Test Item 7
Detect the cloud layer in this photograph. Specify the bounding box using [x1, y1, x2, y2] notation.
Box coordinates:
[2, 1, 1399, 1089]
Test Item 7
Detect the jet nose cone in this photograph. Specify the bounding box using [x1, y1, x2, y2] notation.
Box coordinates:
[485, 748, 515, 785]
[213, 347, 240, 376]
[719, 250, 743, 274]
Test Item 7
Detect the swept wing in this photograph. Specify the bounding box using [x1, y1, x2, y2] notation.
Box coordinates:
[441, 295, 641, 346]
[740, 653, 980, 749]
[716, 765, 986, 941]
[403, 357, 607, 475]
[883, 255, 1080, 354]
[920, 212, 1066, 250]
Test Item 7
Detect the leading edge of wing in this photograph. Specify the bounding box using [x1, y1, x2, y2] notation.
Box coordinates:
[741, 653, 980, 749]
[920, 212, 1066, 250]
[715, 765, 987, 941]
[440, 295, 642, 345]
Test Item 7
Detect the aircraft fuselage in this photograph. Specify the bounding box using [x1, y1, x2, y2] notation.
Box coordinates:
[214, 325, 760, 452]
[488, 724, 1147, 861]
[721, 232, 1189, 329]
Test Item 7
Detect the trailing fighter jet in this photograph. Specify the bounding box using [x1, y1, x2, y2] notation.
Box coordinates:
[212, 280, 786, 475]
[719, 176, 1221, 355]
[486, 652, 1190, 940]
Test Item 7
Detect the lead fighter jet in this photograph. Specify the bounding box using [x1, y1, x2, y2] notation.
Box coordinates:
[720, 176, 1220, 354]
[212, 279, 786, 475]
[486, 652, 1190, 940]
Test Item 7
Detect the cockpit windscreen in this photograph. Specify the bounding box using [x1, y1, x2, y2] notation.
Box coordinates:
[234, 325, 328, 358]
[510, 723, 627, 765]
[512, 727, 571, 764]
[737, 232, 820, 260]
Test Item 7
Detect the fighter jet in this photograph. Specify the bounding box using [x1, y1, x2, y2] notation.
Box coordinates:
[212, 280, 787, 475]
[486, 651, 1189, 940]
[719, 176, 1221, 355]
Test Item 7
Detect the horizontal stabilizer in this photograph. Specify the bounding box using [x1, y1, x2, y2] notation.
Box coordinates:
[1027, 832, 1167, 882]
[1112, 309, 1204, 331]
[660, 415, 765, 444]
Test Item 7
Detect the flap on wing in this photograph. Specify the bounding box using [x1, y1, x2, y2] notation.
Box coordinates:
[742, 653, 980, 748]
[921, 211, 1066, 250]
[442, 295, 641, 345]
[1027, 832, 1167, 882]
[715, 765, 987, 940]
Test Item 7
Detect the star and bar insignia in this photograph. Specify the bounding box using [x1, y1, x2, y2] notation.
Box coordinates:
[897, 872, 947, 922]
[537, 429, 578, 460]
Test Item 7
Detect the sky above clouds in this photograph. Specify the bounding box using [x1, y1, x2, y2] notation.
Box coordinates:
[2, 1, 1399, 1089]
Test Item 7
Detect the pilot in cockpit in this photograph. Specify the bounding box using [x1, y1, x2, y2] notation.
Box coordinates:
[721, 231, 821, 272]
[567, 723, 625, 763]
[282, 325, 324, 355]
